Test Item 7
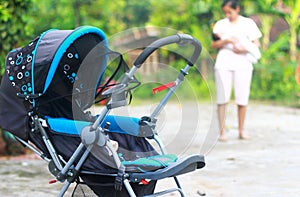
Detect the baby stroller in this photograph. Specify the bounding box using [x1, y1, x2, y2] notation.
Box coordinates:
[0, 26, 205, 196]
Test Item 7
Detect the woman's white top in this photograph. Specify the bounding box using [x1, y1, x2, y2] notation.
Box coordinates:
[213, 15, 262, 70]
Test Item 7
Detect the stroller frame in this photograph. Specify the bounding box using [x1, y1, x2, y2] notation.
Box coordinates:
[9, 31, 204, 197]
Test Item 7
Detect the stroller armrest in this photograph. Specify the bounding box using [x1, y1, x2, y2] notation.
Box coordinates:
[102, 115, 140, 136]
[45, 115, 146, 137]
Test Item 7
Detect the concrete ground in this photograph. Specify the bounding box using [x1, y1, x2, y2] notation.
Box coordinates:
[0, 102, 299, 197]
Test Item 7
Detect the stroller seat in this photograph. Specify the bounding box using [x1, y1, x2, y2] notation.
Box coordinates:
[45, 115, 205, 173]
[0, 26, 205, 197]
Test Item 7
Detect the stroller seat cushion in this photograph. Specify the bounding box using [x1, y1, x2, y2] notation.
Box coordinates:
[122, 154, 178, 172]
[45, 115, 140, 136]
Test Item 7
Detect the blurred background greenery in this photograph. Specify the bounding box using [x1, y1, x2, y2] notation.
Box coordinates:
[0, 0, 299, 156]
[0, 0, 299, 106]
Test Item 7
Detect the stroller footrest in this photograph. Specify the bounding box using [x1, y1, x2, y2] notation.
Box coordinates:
[128, 154, 205, 182]
[122, 154, 178, 172]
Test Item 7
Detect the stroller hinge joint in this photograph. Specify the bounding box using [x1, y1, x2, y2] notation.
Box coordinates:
[67, 169, 80, 183]
[81, 126, 107, 147]
[139, 116, 157, 137]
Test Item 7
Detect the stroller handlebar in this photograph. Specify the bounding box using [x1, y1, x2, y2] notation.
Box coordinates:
[134, 34, 202, 67]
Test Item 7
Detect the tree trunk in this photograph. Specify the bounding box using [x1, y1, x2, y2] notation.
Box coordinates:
[259, 14, 275, 65]
[73, 0, 81, 27]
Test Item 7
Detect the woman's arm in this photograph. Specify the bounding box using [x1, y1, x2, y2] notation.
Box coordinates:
[211, 39, 232, 49]
[211, 34, 235, 49]
[232, 38, 261, 54]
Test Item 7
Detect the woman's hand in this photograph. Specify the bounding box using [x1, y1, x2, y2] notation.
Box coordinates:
[211, 37, 233, 49]
[232, 43, 247, 54]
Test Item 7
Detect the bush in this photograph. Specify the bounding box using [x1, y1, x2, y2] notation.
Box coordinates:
[251, 60, 300, 106]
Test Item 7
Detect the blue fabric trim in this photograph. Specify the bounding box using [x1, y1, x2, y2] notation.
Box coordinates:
[103, 115, 140, 136]
[43, 26, 107, 94]
[46, 115, 140, 136]
[31, 29, 56, 107]
[46, 116, 90, 135]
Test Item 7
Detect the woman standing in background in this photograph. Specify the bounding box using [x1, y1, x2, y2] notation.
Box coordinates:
[211, 0, 262, 141]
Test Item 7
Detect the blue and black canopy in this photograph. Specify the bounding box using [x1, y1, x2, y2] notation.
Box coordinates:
[1, 25, 139, 140]
[5, 26, 107, 103]
[1, 26, 108, 139]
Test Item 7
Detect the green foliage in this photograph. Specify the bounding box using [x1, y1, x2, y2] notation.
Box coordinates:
[0, 0, 299, 106]
[251, 61, 299, 105]
[0, 0, 32, 74]
[252, 0, 279, 13]
[251, 29, 300, 106]
[260, 31, 290, 64]
[281, 0, 300, 61]
[148, 0, 218, 51]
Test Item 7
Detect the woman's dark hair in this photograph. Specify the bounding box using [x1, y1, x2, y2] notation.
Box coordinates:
[222, 0, 239, 9]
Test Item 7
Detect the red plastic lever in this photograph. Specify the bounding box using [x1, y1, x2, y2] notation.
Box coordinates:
[49, 179, 57, 184]
[140, 179, 149, 185]
[152, 82, 176, 94]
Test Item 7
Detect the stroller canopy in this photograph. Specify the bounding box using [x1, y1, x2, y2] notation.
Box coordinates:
[5, 26, 107, 101]
[0, 26, 108, 140]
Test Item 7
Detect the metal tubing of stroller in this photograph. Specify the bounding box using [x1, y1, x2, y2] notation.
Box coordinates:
[150, 64, 191, 119]
[144, 188, 184, 197]
[174, 176, 184, 195]
[153, 135, 166, 154]
[91, 106, 110, 130]
[106, 140, 122, 168]
[43, 136, 63, 169]
[123, 179, 137, 197]
[57, 145, 93, 197]
[74, 145, 92, 171]
[57, 181, 71, 197]
[15, 136, 51, 163]
[121, 66, 138, 85]
[35, 116, 63, 170]
[59, 143, 86, 177]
